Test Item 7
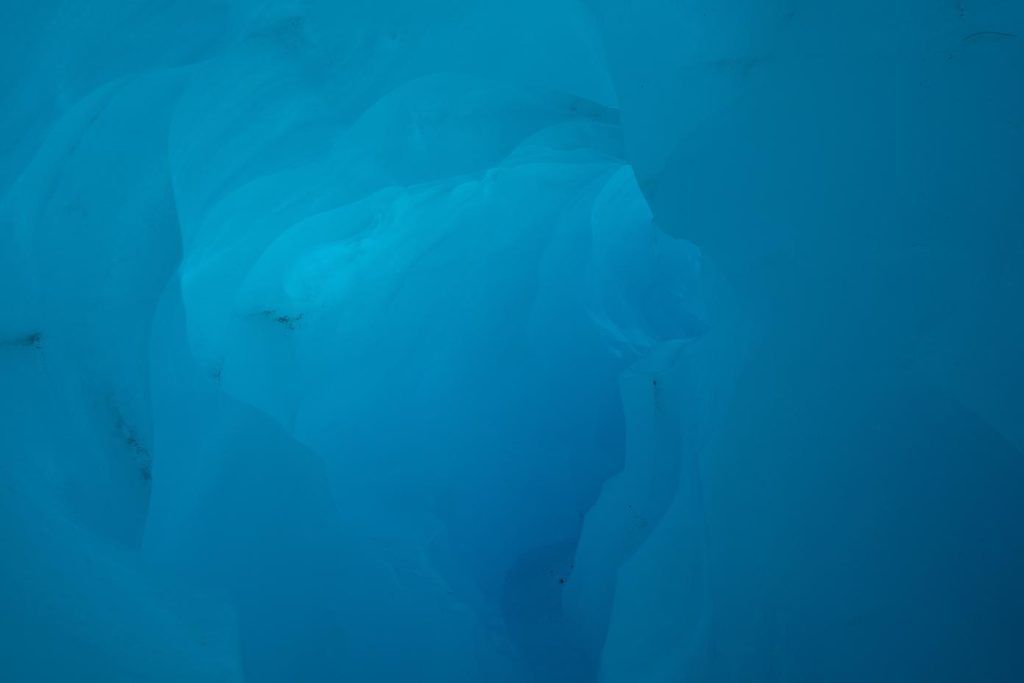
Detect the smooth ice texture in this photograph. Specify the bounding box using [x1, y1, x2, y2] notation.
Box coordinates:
[1, 1, 1022, 682]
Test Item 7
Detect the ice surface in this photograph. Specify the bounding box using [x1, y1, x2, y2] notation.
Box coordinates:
[1, 1, 1022, 681]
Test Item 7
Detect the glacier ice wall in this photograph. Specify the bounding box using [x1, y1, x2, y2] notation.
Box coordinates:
[1, 1, 1022, 681]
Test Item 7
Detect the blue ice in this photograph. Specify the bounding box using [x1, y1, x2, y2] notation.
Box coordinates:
[1, 1, 1022, 681]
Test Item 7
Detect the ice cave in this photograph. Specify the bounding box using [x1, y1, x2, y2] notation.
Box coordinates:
[1, 1, 1022, 681]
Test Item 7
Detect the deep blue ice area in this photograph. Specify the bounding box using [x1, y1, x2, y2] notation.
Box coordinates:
[1, 1, 1022, 681]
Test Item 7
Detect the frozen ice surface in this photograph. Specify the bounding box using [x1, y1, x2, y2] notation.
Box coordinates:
[1, 1, 1022, 681]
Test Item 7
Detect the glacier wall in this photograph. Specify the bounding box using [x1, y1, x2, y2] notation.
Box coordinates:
[1, 1, 1022, 681]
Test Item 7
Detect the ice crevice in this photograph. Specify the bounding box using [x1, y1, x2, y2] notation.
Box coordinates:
[1, 1, 1022, 682]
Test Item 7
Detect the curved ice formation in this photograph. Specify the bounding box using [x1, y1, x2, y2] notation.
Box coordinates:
[1, 1, 1022, 681]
